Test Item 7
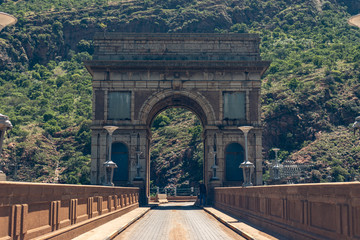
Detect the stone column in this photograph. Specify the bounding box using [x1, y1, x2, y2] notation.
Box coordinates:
[0, 114, 13, 181]
[0, 114, 12, 153]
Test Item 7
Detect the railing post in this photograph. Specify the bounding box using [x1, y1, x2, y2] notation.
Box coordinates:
[114, 195, 118, 210]
[70, 199, 78, 224]
[108, 196, 112, 212]
[11, 204, 28, 239]
[87, 197, 93, 219]
[120, 194, 124, 208]
[51, 201, 60, 230]
[98, 196, 103, 215]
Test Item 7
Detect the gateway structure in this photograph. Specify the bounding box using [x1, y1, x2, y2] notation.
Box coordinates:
[85, 33, 270, 204]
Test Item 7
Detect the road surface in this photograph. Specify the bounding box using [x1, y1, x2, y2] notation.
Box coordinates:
[114, 202, 244, 240]
[349, 14, 360, 28]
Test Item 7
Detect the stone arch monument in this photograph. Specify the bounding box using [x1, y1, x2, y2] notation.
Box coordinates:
[85, 33, 270, 204]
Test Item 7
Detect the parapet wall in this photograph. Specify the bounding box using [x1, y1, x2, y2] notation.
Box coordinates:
[214, 183, 360, 240]
[92, 33, 261, 62]
[0, 182, 139, 240]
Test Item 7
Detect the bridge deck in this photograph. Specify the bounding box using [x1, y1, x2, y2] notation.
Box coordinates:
[114, 202, 244, 240]
[74, 202, 280, 240]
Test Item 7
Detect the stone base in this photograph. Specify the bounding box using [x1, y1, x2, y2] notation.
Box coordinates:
[132, 180, 147, 205]
[0, 171, 6, 181]
[207, 181, 222, 205]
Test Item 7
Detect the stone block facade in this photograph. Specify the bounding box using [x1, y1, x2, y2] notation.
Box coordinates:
[85, 33, 270, 204]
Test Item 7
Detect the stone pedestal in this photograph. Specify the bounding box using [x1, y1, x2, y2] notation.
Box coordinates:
[132, 180, 146, 205]
[0, 171, 6, 181]
[207, 181, 222, 205]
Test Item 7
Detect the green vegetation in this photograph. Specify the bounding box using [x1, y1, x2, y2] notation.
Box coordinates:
[0, 53, 92, 183]
[1, 0, 360, 183]
[150, 109, 203, 188]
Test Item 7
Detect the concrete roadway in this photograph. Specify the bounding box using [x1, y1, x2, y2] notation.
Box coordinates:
[114, 202, 244, 240]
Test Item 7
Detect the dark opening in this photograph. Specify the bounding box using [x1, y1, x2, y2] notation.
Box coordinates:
[112, 142, 129, 182]
[225, 143, 244, 181]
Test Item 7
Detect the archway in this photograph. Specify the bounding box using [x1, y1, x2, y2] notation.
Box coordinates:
[86, 33, 269, 204]
[142, 93, 212, 202]
[139, 90, 216, 127]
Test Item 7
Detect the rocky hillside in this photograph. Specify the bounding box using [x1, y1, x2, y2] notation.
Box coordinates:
[1, 0, 360, 184]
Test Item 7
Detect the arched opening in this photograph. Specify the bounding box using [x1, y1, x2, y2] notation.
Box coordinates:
[140, 92, 215, 202]
[225, 143, 244, 182]
[150, 108, 204, 193]
[141, 91, 215, 127]
[112, 142, 129, 183]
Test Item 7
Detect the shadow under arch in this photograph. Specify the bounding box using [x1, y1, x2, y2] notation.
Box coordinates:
[112, 141, 129, 183]
[225, 142, 244, 182]
[139, 90, 216, 128]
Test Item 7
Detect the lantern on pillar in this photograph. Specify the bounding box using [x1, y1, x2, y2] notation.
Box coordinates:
[103, 160, 117, 186]
[272, 148, 282, 180]
[103, 126, 119, 186]
[238, 126, 255, 187]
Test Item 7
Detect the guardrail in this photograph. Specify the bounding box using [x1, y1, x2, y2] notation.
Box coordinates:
[0, 182, 139, 240]
[214, 183, 360, 240]
[149, 187, 198, 202]
[150, 187, 199, 196]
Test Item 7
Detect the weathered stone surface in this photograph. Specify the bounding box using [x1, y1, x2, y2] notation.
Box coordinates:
[85, 33, 270, 204]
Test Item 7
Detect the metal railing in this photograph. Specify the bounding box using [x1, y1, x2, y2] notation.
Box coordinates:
[150, 187, 199, 197]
